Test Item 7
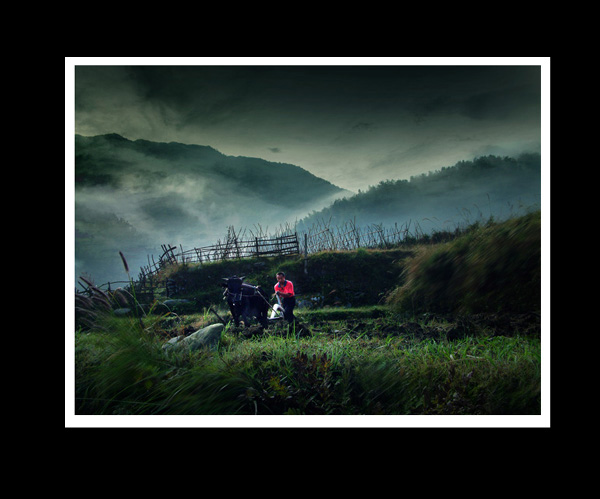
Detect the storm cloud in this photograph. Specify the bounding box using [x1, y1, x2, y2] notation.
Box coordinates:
[74, 63, 542, 192]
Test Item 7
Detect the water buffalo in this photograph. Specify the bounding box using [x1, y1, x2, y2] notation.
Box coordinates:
[221, 275, 269, 328]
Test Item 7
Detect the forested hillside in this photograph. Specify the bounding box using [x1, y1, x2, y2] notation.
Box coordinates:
[297, 154, 541, 232]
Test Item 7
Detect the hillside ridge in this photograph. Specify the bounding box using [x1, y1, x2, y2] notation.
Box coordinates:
[297, 152, 541, 231]
[75, 133, 350, 199]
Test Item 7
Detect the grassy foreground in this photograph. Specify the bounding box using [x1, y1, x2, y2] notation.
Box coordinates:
[74, 211, 542, 416]
[75, 307, 541, 415]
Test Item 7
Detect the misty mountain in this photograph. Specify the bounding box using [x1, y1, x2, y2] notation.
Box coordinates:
[74, 134, 350, 285]
[297, 153, 541, 233]
[73, 133, 541, 287]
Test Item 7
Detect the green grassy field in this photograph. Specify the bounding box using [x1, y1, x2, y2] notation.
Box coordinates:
[75, 307, 541, 416]
[74, 211, 543, 417]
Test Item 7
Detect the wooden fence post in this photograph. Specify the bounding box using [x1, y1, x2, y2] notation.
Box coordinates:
[304, 233, 308, 275]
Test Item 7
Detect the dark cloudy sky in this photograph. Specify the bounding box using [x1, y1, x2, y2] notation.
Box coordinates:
[70, 58, 546, 192]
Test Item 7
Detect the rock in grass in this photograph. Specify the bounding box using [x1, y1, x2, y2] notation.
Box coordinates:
[183, 323, 225, 350]
[163, 323, 225, 353]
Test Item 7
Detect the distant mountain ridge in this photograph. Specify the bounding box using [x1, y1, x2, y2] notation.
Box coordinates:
[297, 153, 542, 232]
[75, 134, 349, 209]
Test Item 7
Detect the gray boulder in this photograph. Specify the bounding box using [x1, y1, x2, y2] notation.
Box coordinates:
[163, 323, 225, 353]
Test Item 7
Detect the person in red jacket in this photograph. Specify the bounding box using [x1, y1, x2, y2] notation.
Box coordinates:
[274, 271, 296, 323]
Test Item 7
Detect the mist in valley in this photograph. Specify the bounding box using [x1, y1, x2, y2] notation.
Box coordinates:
[74, 134, 349, 285]
[74, 133, 541, 287]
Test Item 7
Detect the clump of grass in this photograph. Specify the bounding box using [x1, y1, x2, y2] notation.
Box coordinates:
[75, 252, 150, 331]
[75, 276, 118, 330]
[119, 251, 145, 329]
[386, 211, 541, 315]
[75, 314, 248, 415]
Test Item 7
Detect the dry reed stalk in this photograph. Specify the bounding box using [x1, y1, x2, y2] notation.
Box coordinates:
[78, 275, 96, 290]
[119, 251, 130, 274]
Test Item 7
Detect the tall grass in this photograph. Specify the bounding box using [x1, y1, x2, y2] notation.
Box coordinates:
[75, 312, 541, 415]
[386, 211, 541, 315]
[75, 315, 249, 415]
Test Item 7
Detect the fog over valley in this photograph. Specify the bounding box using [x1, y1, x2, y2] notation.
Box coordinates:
[75, 134, 350, 284]
[74, 134, 541, 285]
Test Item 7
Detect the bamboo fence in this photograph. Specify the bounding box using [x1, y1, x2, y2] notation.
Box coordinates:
[85, 216, 454, 296]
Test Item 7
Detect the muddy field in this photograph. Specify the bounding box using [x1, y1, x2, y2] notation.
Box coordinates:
[157, 308, 541, 344]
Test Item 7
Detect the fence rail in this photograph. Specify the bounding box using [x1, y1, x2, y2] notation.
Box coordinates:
[83, 216, 463, 296]
[137, 232, 300, 282]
